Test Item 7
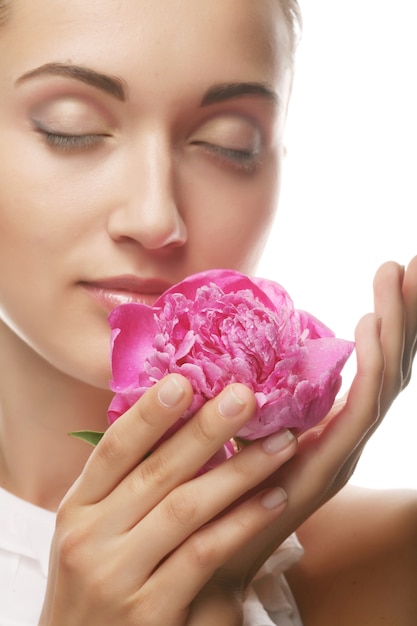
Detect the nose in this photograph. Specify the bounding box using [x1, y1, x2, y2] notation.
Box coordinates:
[107, 130, 187, 250]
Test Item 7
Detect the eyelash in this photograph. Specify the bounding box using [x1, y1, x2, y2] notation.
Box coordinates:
[32, 124, 262, 172]
[192, 141, 262, 173]
[33, 124, 108, 151]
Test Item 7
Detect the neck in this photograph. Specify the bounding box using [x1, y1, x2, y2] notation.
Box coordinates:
[0, 324, 113, 511]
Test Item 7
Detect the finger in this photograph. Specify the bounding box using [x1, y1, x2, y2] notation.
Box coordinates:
[220, 314, 385, 564]
[137, 484, 289, 621]
[277, 313, 384, 505]
[402, 255, 417, 385]
[69, 374, 194, 504]
[98, 383, 259, 530]
[373, 261, 405, 406]
[124, 429, 296, 580]
[312, 312, 384, 456]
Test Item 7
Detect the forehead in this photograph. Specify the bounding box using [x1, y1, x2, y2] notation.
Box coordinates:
[2, 0, 292, 87]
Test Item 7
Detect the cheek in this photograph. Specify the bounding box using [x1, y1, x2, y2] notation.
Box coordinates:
[0, 136, 64, 250]
[0, 153, 109, 265]
[0, 121, 111, 229]
[179, 160, 280, 273]
[0, 183, 71, 267]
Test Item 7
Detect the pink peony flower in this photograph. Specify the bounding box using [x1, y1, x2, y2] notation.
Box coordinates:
[108, 269, 354, 443]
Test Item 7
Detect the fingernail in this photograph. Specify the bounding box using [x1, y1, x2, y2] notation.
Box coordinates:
[261, 487, 287, 510]
[262, 429, 296, 454]
[158, 376, 185, 408]
[218, 386, 246, 417]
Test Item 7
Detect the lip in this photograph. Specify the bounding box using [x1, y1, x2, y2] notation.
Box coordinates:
[81, 276, 172, 313]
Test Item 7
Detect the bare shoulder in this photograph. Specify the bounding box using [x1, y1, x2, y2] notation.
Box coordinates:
[286, 484, 417, 626]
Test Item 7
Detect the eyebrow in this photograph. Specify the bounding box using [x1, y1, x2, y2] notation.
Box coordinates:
[16, 65, 277, 109]
[16, 63, 127, 101]
[200, 82, 279, 107]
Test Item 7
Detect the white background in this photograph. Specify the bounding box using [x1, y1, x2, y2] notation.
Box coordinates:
[257, 1, 417, 490]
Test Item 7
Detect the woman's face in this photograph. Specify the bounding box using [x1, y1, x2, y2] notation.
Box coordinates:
[0, 0, 293, 387]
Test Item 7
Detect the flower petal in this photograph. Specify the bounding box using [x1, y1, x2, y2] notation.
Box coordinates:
[109, 303, 159, 389]
[106, 269, 355, 469]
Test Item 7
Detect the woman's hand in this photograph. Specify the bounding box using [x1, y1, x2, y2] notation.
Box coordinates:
[39, 376, 297, 626]
[219, 255, 417, 586]
[375, 256, 417, 405]
[174, 256, 417, 617]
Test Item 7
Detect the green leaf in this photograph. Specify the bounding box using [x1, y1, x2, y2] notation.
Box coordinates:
[68, 430, 105, 446]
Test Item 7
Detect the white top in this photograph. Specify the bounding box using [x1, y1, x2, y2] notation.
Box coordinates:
[0, 487, 304, 626]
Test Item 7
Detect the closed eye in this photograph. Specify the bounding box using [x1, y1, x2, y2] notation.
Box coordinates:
[33, 121, 110, 152]
[192, 141, 262, 173]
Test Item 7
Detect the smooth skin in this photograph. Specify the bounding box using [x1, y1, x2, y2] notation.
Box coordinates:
[288, 485, 417, 626]
[0, 1, 416, 625]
